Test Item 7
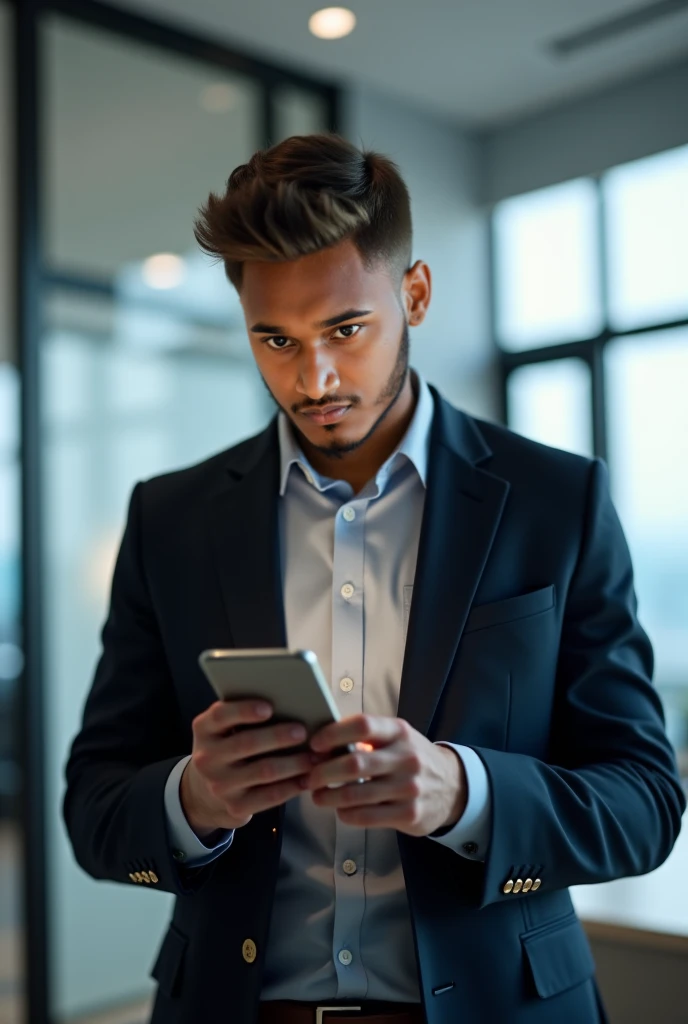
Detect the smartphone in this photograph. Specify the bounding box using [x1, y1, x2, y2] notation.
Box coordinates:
[198, 648, 365, 788]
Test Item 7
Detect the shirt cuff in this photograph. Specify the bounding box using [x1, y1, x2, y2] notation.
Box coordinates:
[427, 743, 492, 861]
[164, 754, 235, 866]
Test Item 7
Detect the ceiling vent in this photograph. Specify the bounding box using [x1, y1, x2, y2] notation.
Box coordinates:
[549, 0, 688, 57]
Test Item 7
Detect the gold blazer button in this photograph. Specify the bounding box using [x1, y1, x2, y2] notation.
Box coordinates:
[242, 939, 257, 963]
[502, 879, 514, 894]
[512, 879, 524, 893]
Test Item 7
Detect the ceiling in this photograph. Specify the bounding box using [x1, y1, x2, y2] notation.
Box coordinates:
[119, 0, 688, 127]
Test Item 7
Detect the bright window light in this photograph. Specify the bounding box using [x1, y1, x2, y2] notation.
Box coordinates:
[494, 178, 602, 351]
[603, 143, 688, 331]
[309, 7, 357, 40]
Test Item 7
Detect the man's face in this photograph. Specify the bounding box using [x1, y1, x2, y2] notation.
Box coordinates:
[239, 238, 422, 461]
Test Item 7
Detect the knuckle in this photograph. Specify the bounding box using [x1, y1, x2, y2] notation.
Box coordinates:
[405, 778, 421, 799]
[348, 753, 364, 775]
[406, 752, 421, 773]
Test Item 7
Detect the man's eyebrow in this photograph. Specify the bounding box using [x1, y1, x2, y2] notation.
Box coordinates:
[250, 309, 373, 334]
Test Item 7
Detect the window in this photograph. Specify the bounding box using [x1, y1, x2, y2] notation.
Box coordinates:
[493, 145, 688, 937]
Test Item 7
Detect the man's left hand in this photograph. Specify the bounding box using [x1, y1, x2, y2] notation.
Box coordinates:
[305, 714, 467, 836]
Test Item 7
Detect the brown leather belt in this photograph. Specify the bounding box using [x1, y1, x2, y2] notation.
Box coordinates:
[258, 999, 425, 1024]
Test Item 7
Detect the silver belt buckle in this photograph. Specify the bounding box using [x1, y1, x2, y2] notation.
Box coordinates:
[316, 1007, 362, 1024]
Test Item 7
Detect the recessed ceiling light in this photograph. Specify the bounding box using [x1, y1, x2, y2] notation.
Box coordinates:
[309, 7, 357, 40]
[142, 253, 186, 290]
[200, 83, 238, 113]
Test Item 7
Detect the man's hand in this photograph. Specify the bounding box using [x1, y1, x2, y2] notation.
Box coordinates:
[305, 714, 467, 836]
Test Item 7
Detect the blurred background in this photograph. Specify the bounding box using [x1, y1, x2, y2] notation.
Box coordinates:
[1, 1, 687, 1022]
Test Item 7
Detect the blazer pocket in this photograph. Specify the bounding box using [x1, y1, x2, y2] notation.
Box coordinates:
[150, 923, 188, 999]
[463, 584, 555, 635]
[521, 914, 595, 999]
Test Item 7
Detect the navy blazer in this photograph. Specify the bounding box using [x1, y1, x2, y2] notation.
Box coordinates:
[63, 385, 686, 1024]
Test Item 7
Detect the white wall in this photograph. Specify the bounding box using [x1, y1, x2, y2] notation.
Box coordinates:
[480, 56, 688, 203]
[342, 86, 498, 422]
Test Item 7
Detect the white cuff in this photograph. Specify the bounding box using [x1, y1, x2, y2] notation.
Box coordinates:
[164, 754, 235, 866]
[428, 743, 492, 861]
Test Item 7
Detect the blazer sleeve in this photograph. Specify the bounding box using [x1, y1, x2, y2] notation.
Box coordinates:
[62, 481, 220, 897]
[472, 457, 686, 909]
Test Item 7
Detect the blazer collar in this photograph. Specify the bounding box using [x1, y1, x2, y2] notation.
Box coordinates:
[208, 382, 509, 739]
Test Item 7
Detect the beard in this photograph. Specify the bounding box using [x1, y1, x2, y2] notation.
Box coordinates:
[260, 319, 411, 461]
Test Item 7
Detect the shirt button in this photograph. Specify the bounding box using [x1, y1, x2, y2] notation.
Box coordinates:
[340, 583, 355, 600]
[338, 949, 353, 965]
[342, 507, 356, 522]
[462, 842, 478, 854]
[343, 859, 357, 875]
[339, 677, 354, 692]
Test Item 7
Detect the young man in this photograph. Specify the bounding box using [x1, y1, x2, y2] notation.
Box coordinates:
[63, 133, 685, 1024]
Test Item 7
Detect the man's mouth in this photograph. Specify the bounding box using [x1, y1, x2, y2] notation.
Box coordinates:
[301, 405, 351, 425]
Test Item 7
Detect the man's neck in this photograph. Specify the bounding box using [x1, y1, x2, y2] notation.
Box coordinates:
[298, 373, 418, 493]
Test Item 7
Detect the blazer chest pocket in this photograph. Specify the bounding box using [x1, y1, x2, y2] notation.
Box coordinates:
[463, 584, 555, 635]
[150, 923, 188, 999]
[521, 913, 595, 999]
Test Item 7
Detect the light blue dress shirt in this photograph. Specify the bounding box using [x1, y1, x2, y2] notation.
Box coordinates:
[164, 367, 491, 1001]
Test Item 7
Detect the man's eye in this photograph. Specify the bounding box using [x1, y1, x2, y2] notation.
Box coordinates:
[333, 324, 362, 339]
[264, 336, 292, 350]
[263, 324, 362, 350]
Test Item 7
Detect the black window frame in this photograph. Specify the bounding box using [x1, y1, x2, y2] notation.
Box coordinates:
[491, 168, 688, 465]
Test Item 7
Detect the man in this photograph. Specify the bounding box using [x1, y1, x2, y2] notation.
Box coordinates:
[63, 133, 685, 1024]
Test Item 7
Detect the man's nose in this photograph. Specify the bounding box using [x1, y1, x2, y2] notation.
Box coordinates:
[296, 353, 340, 399]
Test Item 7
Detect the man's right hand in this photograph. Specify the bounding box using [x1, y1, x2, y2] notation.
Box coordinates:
[180, 699, 326, 839]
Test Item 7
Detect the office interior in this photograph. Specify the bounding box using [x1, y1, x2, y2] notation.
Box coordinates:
[0, 0, 687, 1021]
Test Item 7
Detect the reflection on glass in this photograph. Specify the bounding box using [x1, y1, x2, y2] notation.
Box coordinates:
[0, 3, 25, 1022]
[604, 144, 688, 331]
[273, 85, 330, 141]
[43, 14, 261, 278]
[572, 327, 688, 937]
[605, 327, 688, 778]
[494, 178, 602, 351]
[507, 358, 593, 457]
[41, 13, 278, 1022]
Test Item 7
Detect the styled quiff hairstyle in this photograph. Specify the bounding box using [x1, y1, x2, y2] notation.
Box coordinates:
[193, 132, 413, 294]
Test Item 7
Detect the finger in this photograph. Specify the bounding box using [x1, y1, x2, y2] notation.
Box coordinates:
[311, 715, 406, 753]
[309, 745, 410, 790]
[232, 775, 310, 817]
[197, 699, 273, 740]
[312, 771, 418, 808]
[231, 750, 317, 789]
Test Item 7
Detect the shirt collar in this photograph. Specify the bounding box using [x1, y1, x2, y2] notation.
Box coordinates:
[277, 367, 434, 497]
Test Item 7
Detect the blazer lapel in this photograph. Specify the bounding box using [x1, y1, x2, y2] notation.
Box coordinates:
[206, 387, 510, 741]
[396, 388, 510, 737]
[207, 417, 287, 651]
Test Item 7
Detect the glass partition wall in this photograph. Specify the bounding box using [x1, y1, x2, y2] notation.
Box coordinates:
[10, 0, 338, 1020]
[494, 148, 688, 937]
[1, 6, 25, 1024]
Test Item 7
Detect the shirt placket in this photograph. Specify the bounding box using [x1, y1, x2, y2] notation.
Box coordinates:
[330, 488, 369, 996]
